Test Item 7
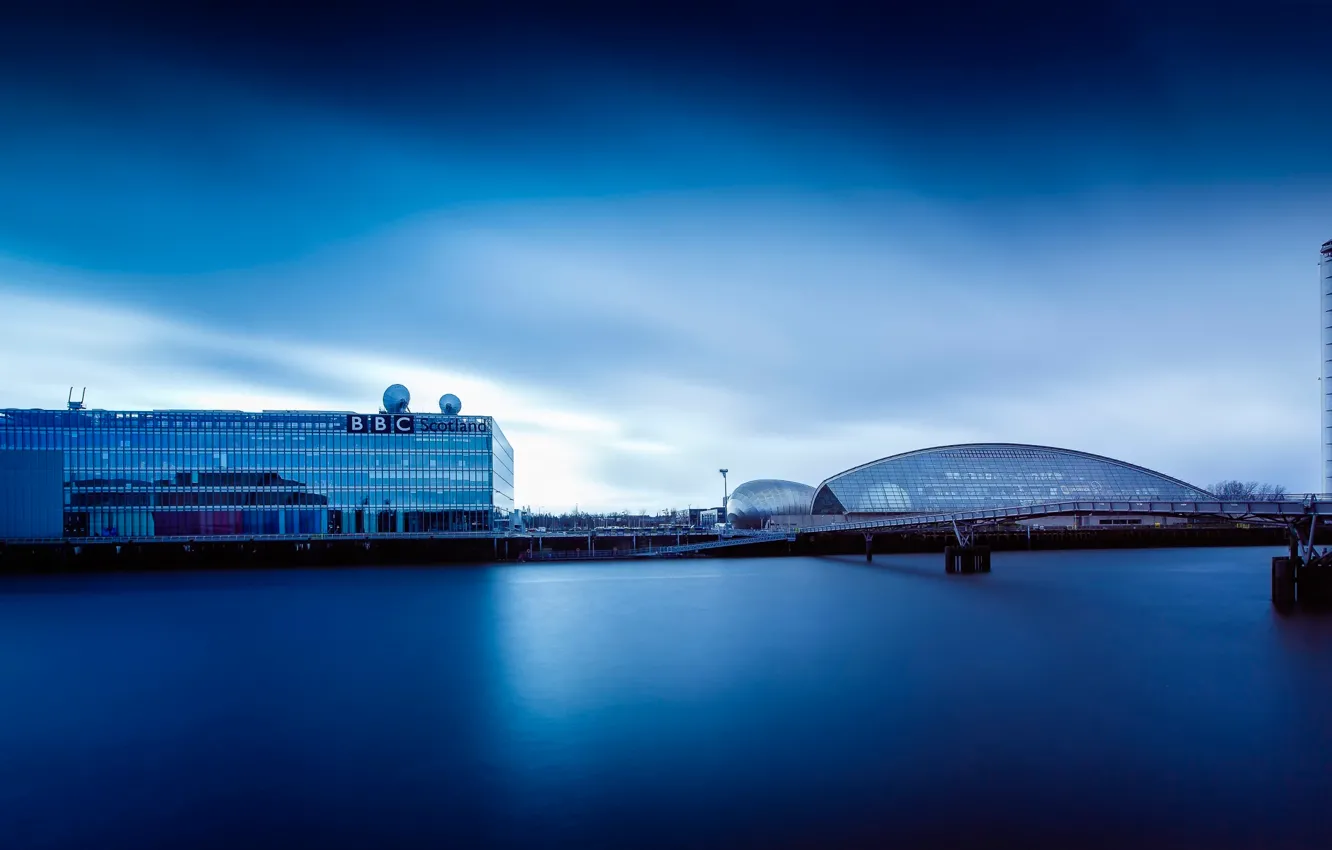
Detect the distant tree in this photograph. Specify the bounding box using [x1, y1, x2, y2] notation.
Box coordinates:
[1208, 480, 1288, 499]
[1209, 480, 1257, 498]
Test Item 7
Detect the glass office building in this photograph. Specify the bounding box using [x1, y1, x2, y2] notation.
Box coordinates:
[811, 443, 1211, 517]
[0, 402, 513, 540]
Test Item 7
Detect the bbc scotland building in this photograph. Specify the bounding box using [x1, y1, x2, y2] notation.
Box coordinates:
[0, 385, 513, 540]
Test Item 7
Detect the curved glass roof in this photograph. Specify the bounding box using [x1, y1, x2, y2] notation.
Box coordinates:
[727, 479, 815, 529]
[812, 443, 1211, 515]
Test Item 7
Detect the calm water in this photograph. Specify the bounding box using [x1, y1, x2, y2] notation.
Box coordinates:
[2, 547, 1331, 849]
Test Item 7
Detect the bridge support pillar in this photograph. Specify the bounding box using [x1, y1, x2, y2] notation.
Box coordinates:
[1273, 556, 1298, 609]
[864, 533, 874, 562]
[1298, 550, 1332, 608]
[945, 545, 990, 574]
[1273, 519, 1332, 610]
[977, 546, 991, 573]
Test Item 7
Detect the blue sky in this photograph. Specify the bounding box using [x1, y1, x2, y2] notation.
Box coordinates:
[2, 0, 1330, 510]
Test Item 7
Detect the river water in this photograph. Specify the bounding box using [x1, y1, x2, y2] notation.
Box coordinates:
[2, 547, 1331, 849]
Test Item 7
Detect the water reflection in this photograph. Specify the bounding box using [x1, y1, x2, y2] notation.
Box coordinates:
[2, 549, 1332, 848]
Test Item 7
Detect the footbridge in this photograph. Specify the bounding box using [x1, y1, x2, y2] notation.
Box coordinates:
[766, 495, 1332, 604]
[589, 496, 1332, 591]
[802, 496, 1330, 576]
[806, 496, 1323, 541]
[525, 530, 796, 561]
[530, 496, 1327, 560]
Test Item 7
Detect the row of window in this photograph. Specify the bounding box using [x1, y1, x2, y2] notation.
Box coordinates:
[61, 454, 495, 470]
[910, 448, 1107, 461]
[940, 471, 1074, 481]
[69, 491, 494, 507]
[2, 412, 497, 430]
[65, 507, 503, 537]
[1, 433, 494, 451]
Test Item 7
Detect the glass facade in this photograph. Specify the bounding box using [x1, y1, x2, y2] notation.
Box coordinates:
[0, 408, 514, 539]
[812, 444, 1211, 516]
[727, 479, 815, 529]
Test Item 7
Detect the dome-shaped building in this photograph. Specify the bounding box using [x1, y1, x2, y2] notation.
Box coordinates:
[728, 479, 816, 529]
[811, 443, 1211, 517]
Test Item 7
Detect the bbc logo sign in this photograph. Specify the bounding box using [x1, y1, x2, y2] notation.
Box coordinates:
[346, 414, 415, 434]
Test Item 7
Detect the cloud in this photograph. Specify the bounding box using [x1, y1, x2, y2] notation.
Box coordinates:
[3, 178, 1326, 509]
[4, 2, 1331, 515]
[0, 280, 733, 511]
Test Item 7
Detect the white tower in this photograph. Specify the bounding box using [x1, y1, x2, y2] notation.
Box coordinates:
[1323, 239, 1332, 494]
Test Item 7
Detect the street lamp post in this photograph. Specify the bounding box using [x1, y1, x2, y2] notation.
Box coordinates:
[719, 469, 729, 528]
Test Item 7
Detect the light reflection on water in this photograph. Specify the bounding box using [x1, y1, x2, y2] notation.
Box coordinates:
[2, 547, 1331, 849]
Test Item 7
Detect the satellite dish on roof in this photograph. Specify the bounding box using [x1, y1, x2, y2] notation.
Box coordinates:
[439, 393, 461, 415]
[383, 384, 410, 413]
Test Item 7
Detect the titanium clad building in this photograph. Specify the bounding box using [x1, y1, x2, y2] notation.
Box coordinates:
[0, 386, 513, 540]
[726, 479, 816, 529]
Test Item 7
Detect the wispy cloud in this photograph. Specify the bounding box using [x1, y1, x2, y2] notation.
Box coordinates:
[0, 280, 733, 510]
[2, 171, 1323, 510]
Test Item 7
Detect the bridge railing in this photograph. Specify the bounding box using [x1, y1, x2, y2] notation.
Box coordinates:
[838, 496, 1325, 534]
[522, 532, 795, 560]
[522, 549, 637, 562]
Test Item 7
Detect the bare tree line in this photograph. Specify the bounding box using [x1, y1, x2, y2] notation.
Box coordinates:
[1207, 480, 1289, 500]
[520, 507, 717, 531]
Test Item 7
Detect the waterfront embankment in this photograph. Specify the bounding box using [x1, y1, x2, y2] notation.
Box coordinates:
[0, 525, 1289, 574]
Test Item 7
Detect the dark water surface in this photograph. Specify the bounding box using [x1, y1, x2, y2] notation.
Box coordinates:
[3, 548, 1332, 849]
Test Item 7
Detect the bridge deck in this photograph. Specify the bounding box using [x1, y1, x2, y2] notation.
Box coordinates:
[795, 497, 1325, 535]
[525, 532, 796, 560]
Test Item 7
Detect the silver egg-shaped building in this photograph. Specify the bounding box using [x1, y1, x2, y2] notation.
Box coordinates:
[727, 479, 816, 529]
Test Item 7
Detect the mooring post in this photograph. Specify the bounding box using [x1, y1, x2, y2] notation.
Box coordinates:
[943, 542, 990, 574]
[1300, 510, 1332, 607]
[1273, 555, 1297, 609]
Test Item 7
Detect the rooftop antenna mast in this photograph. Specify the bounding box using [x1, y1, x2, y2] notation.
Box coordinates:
[67, 387, 86, 411]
